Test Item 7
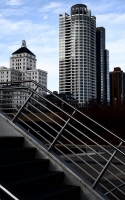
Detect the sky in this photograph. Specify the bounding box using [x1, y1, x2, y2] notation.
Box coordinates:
[0, 0, 125, 91]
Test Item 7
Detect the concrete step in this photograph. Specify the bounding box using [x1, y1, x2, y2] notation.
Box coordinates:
[0, 160, 50, 183]
[21, 185, 80, 200]
[10, 171, 65, 195]
[0, 137, 24, 150]
[0, 136, 80, 200]
[0, 148, 36, 165]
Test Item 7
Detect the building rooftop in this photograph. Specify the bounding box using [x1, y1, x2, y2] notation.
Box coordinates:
[12, 40, 35, 56]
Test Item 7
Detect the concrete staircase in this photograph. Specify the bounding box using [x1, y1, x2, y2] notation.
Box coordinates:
[0, 136, 80, 200]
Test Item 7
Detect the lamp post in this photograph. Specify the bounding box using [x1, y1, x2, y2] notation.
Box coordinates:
[121, 94, 123, 106]
[114, 98, 117, 106]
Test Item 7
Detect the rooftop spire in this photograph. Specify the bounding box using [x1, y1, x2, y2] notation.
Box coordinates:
[21, 40, 27, 48]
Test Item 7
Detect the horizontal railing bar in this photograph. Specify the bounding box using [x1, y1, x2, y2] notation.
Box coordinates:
[2, 81, 124, 145]
[62, 147, 125, 185]
[0, 184, 19, 200]
[25, 107, 60, 135]
[68, 122, 125, 157]
[103, 171, 125, 190]
[21, 110, 55, 140]
[56, 139, 100, 175]
[67, 123, 112, 155]
[27, 101, 62, 128]
[30, 80, 125, 144]
[101, 174, 125, 196]
[18, 117, 51, 145]
[100, 176, 125, 198]
[60, 131, 125, 186]
[64, 128, 109, 160]
[67, 123, 125, 168]
[31, 99, 125, 158]
[31, 96, 66, 123]
[29, 87, 125, 151]
[63, 129, 122, 178]
[60, 134, 103, 171]
[54, 145, 95, 181]
[105, 183, 125, 195]
[99, 182, 120, 200]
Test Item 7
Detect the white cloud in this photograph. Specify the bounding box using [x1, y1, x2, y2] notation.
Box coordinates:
[7, 44, 20, 52]
[5, 0, 23, 6]
[39, 1, 71, 14]
[42, 2, 62, 11]
[83, 0, 125, 14]
[0, 0, 125, 91]
[96, 13, 125, 25]
[43, 15, 48, 19]
[0, 7, 30, 17]
[0, 18, 51, 36]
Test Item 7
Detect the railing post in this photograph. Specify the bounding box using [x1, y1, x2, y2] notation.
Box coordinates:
[48, 110, 76, 152]
[12, 86, 38, 123]
[92, 141, 123, 189]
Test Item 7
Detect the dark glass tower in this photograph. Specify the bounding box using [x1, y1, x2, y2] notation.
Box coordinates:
[104, 50, 110, 104]
[96, 27, 110, 105]
[110, 67, 125, 106]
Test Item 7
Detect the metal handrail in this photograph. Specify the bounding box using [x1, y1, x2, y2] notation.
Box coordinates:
[0, 184, 19, 200]
[0, 80, 125, 200]
[1, 80, 124, 142]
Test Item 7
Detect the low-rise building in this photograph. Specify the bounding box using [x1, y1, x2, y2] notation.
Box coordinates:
[0, 40, 47, 108]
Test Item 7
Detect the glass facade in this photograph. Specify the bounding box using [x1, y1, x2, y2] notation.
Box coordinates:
[96, 27, 110, 105]
[110, 68, 125, 106]
[59, 4, 96, 104]
[105, 50, 110, 105]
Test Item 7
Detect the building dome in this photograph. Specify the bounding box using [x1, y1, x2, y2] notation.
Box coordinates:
[71, 4, 87, 15]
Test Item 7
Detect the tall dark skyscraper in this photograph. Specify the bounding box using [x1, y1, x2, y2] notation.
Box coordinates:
[59, 4, 96, 104]
[96, 27, 110, 105]
[110, 67, 125, 106]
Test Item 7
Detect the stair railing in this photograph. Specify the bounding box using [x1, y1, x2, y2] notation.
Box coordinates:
[0, 184, 19, 200]
[0, 80, 125, 200]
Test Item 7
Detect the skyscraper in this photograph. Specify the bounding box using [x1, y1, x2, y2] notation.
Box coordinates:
[96, 27, 110, 105]
[110, 67, 125, 106]
[59, 4, 96, 104]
